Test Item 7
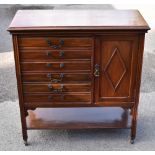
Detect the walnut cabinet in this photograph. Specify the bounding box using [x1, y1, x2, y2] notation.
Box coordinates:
[8, 10, 150, 145]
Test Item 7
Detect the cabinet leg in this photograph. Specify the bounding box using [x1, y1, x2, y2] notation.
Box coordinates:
[130, 107, 138, 144]
[22, 128, 28, 146]
[130, 120, 136, 144]
[21, 109, 28, 146]
[130, 137, 135, 144]
[24, 139, 28, 146]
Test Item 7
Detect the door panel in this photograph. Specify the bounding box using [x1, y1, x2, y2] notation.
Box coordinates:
[95, 35, 138, 104]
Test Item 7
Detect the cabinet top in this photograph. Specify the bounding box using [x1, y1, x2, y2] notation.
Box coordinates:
[8, 9, 150, 32]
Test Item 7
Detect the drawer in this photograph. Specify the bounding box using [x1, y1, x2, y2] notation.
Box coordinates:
[23, 83, 91, 93]
[24, 93, 91, 103]
[20, 61, 91, 72]
[22, 73, 91, 83]
[18, 37, 93, 49]
[20, 50, 92, 61]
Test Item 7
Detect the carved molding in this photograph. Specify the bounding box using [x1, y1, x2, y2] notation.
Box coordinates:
[104, 47, 127, 91]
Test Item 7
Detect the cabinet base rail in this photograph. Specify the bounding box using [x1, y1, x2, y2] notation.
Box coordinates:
[22, 107, 136, 145]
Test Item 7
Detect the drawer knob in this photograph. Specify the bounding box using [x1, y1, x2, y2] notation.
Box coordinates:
[47, 73, 52, 79]
[60, 63, 65, 68]
[46, 39, 64, 49]
[94, 64, 100, 77]
[48, 84, 53, 90]
[59, 51, 65, 57]
[47, 73, 64, 83]
[46, 63, 52, 67]
[46, 51, 52, 57]
[48, 96, 52, 100]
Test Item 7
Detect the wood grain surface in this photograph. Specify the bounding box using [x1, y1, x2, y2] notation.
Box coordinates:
[8, 10, 150, 31]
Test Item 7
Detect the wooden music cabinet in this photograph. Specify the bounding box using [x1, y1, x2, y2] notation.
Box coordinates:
[8, 10, 150, 145]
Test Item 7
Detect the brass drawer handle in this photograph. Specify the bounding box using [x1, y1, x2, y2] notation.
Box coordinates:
[52, 84, 64, 93]
[46, 63, 64, 68]
[48, 84, 64, 93]
[46, 39, 64, 49]
[47, 73, 64, 83]
[46, 51, 65, 58]
[94, 64, 100, 77]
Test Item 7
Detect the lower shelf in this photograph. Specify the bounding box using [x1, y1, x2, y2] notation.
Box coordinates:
[26, 107, 131, 130]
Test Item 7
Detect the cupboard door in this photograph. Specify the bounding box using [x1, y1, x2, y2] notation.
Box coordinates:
[94, 35, 139, 104]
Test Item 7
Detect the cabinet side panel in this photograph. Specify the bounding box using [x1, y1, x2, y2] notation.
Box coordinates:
[135, 34, 145, 108]
[12, 35, 27, 133]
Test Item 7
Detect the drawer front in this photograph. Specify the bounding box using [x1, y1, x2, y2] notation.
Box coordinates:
[21, 61, 91, 72]
[22, 73, 91, 83]
[19, 36, 93, 106]
[18, 37, 93, 49]
[24, 94, 91, 103]
[23, 83, 91, 93]
[20, 50, 92, 61]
